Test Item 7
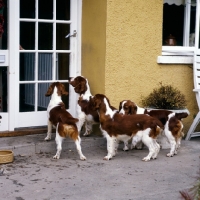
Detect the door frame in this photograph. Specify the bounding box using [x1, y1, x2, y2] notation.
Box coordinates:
[4, 0, 82, 131]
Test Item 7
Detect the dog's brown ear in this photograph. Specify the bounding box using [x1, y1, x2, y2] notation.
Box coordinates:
[130, 105, 137, 114]
[74, 79, 87, 94]
[45, 83, 54, 96]
[60, 83, 68, 96]
[119, 101, 122, 111]
[94, 98, 101, 110]
[90, 96, 100, 110]
[175, 112, 188, 120]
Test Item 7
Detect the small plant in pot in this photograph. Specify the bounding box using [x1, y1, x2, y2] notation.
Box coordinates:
[140, 83, 188, 150]
[140, 82, 187, 110]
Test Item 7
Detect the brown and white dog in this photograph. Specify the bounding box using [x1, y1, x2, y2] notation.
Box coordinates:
[69, 76, 130, 150]
[91, 94, 164, 161]
[119, 100, 188, 157]
[44, 82, 86, 160]
[69, 76, 100, 136]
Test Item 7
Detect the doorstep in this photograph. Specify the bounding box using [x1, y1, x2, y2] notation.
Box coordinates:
[0, 132, 106, 156]
[0, 127, 47, 137]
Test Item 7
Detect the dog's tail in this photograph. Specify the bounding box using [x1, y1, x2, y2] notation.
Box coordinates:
[153, 117, 164, 130]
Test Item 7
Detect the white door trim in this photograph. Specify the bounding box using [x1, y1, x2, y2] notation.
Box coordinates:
[9, 0, 20, 131]
[3, 0, 82, 131]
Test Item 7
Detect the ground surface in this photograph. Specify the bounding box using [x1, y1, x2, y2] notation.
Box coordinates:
[0, 135, 200, 200]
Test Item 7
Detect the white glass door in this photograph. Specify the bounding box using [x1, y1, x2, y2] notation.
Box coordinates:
[5, 0, 80, 130]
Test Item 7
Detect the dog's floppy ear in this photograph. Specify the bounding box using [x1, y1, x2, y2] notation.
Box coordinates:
[119, 101, 123, 111]
[75, 79, 87, 95]
[94, 98, 102, 110]
[90, 96, 101, 110]
[60, 83, 68, 96]
[175, 112, 188, 120]
[130, 104, 137, 115]
[45, 83, 55, 96]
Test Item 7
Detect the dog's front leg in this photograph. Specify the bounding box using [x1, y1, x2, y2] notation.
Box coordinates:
[104, 134, 115, 160]
[174, 138, 181, 155]
[83, 121, 93, 136]
[123, 140, 129, 151]
[76, 112, 86, 134]
[45, 120, 52, 141]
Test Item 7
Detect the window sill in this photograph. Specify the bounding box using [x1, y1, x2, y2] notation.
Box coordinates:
[157, 46, 194, 64]
[157, 56, 193, 64]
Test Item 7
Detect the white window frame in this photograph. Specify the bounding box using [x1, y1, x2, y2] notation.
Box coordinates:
[157, 0, 199, 64]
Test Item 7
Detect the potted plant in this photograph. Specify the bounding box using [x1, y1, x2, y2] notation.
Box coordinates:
[140, 82, 188, 112]
[140, 83, 189, 149]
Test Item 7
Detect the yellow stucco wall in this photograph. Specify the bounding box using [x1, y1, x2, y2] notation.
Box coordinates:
[81, 0, 106, 95]
[82, 0, 198, 133]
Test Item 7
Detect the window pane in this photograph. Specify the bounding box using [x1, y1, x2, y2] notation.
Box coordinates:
[56, 0, 70, 20]
[56, 53, 69, 80]
[1, 0, 7, 49]
[20, 0, 35, 19]
[20, 53, 35, 81]
[38, 23, 53, 50]
[38, 0, 53, 19]
[0, 67, 7, 112]
[189, 6, 196, 47]
[38, 83, 50, 111]
[38, 53, 52, 80]
[56, 24, 70, 50]
[20, 22, 35, 50]
[163, 4, 184, 46]
[20, 84, 35, 112]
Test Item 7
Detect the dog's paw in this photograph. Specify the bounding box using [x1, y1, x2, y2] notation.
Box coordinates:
[83, 131, 91, 136]
[53, 155, 60, 159]
[80, 155, 86, 160]
[44, 136, 51, 141]
[142, 156, 151, 161]
[103, 156, 111, 160]
[166, 153, 174, 157]
[123, 146, 129, 151]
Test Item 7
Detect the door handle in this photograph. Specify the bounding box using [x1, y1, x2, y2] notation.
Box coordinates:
[65, 30, 77, 38]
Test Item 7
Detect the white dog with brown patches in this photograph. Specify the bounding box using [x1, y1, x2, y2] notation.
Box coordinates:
[44, 82, 86, 160]
[69, 76, 100, 136]
[119, 100, 188, 157]
[91, 94, 163, 161]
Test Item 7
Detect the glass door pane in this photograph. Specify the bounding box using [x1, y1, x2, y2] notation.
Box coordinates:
[0, 67, 7, 112]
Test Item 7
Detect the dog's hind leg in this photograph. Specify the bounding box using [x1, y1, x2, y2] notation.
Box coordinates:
[45, 120, 53, 141]
[151, 139, 160, 159]
[74, 136, 86, 160]
[53, 129, 63, 159]
[141, 130, 157, 161]
[165, 130, 176, 157]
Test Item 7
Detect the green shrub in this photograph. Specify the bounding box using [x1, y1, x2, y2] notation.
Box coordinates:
[140, 83, 187, 109]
